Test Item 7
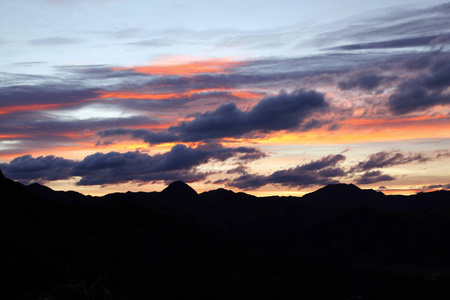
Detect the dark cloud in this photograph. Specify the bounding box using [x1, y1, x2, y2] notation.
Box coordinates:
[97, 128, 177, 145]
[355, 170, 395, 185]
[388, 53, 450, 114]
[435, 149, 450, 159]
[352, 151, 429, 172]
[388, 86, 449, 114]
[327, 122, 341, 131]
[331, 35, 449, 51]
[338, 74, 390, 91]
[226, 165, 249, 175]
[71, 143, 265, 186]
[422, 183, 450, 190]
[98, 89, 329, 144]
[0, 143, 264, 186]
[0, 112, 157, 137]
[0, 155, 76, 184]
[299, 118, 331, 132]
[0, 85, 98, 111]
[227, 154, 345, 190]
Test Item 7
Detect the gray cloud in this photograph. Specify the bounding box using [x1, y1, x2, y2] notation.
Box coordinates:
[226, 154, 346, 190]
[126, 38, 176, 47]
[0, 143, 266, 186]
[352, 151, 429, 172]
[0, 84, 98, 110]
[29, 37, 82, 46]
[317, 2, 450, 50]
[98, 89, 329, 144]
[388, 54, 450, 114]
[421, 183, 450, 190]
[330, 34, 450, 51]
[71, 143, 265, 186]
[338, 73, 392, 91]
[0, 155, 76, 184]
[226, 165, 249, 174]
[355, 170, 395, 185]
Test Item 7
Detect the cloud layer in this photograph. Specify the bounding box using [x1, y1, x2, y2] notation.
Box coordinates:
[225, 154, 346, 190]
[0, 143, 265, 185]
[97, 89, 329, 144]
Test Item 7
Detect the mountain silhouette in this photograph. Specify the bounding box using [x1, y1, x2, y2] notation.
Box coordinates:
[161, 180, 198, 200]
[299, 183, 387, 209]
[2, 170, 450, 299]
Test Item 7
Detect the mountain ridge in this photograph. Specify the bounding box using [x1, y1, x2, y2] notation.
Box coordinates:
[24, 179, 450, 212]
[3, 172, 450, 299]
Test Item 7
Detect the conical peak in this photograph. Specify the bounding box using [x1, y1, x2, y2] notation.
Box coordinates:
[162, 181, 198, 197]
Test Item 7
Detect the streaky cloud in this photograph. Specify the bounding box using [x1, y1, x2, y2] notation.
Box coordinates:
[330, 34, 450, 51]
[227, 154, 346, 190]
[388, 52, 450, 114]
[355, 170, 395, 185]
[29, 37, 82, 46]
[352, 150, 429, 172]
[338, 73, 392, 91]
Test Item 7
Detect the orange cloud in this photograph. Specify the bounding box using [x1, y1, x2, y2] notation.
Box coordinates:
[95, 88, 263, 101]
[113, 58, 247, 76]
[0, 134, 29, 139]
[344, 114, 446, 127]
[255, 114, 450, 145]
[0, 103, 66, 115]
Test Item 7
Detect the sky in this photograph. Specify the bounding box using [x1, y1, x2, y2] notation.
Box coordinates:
[1, 0, 450, 196]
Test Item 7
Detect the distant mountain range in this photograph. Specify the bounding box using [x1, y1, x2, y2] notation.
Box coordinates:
[2, 169, 450, 300]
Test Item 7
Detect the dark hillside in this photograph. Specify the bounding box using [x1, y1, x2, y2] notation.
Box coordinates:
[2, 169, 450, 299]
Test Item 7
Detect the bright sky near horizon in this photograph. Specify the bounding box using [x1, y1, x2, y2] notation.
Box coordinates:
[1, 0, 450, 196]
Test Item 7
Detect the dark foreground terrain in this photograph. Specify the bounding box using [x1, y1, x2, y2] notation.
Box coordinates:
[2, 169, 450, 299]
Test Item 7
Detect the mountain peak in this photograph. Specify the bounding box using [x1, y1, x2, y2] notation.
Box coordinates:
[318, 183, 361, 193]
[0, 169, 5, 180]
[301, 182, 386, 209]
[162, 181, 198, 197]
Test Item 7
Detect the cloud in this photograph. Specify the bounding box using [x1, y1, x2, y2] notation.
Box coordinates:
[226, 165, 249, 174]
[226, 154, 345, 190]
[97, 128, 177, 145]
[0, 155, 76, 184]
[0, 143, 266, 186]
[72, 143, 265, 186]
[388, 52, 450, 114]
[0, 112, 155, 136]
[352, 151, 429, 172]
[330, 35, 450, 51]
[355, 170, 395, 185]
[317, 2, 450, 50]
[0, 85, 98, 113]
[97, 89, 329, 144]
[421, 183, 450, 190]
[29, 37, 82, 46]
[338, 73, 391, 91]
[126, 38, 176, 47]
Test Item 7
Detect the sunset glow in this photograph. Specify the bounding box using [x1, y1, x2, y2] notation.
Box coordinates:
[113, 58, 247, 76]
[1, 0, 449, 196]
